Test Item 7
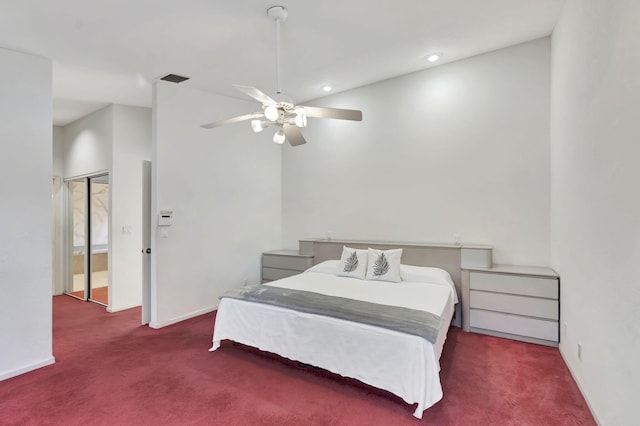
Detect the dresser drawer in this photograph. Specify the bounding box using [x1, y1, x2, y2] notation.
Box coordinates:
[470, 290, 558, 320]
[470, 272, 558, 299]
[262, 254, 313, 271]
[470, 309, 558, 342]
[262, 267, 302, 281]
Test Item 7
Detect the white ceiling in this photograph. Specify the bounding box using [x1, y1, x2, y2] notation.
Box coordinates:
[0, 0, 564, 126]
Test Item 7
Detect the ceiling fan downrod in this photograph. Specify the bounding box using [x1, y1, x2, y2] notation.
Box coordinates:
[267, 5, 288, 95]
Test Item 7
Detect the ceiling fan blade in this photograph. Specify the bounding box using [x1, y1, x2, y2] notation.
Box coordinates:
[233, 85, 277, 106]
[200, 112, 263, 129]
[283, 124, 307, 146]
[298, 106, 362, 121]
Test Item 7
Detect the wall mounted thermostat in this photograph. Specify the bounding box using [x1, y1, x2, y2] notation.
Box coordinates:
[158, 210, 173, 226]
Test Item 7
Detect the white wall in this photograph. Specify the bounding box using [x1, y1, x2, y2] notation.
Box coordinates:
[283, 38, 551, 266]
[0, 47, 54, 380]
[110, 105, 152, 311]
[151, 82, 282, 327]
[550, 1, 639, 424]
[53, 126, 64, 177]
[52, 126, 65, 295]
[62, 105, 113, 178]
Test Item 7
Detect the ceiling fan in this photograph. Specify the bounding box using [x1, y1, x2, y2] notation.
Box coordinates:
[200, 5, 362, 146]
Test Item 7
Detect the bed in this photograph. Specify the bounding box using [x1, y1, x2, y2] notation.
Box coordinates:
[210, 241, 462, 419]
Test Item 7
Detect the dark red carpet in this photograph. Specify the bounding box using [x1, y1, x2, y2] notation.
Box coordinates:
[0, 295, 595, 425]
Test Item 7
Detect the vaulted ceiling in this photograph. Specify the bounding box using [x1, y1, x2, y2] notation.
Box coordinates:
[0, 0, 564, 125]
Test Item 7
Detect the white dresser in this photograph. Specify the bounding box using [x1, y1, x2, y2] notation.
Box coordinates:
[461, 265, 559, 347]
[262, 250, 314, 283]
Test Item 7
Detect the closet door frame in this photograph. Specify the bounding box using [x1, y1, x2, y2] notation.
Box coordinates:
[63, 170, 110, 306]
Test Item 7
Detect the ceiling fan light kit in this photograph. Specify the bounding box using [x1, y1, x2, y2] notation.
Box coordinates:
[273, 127, 286, 144]
[264, 105, 280, 121]
[200, 5, 362, 146]
[294, 113, 307, 128]
[251, 120, 268, 133]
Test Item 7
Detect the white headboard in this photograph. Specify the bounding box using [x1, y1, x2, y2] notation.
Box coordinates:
[298, 239, 491, 328]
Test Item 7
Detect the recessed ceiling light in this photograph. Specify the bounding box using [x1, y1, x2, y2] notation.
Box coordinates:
[322, 85, 332, 92]
[426, 53, 441, 63]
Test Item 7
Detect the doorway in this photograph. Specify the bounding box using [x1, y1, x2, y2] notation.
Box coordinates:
[65, 173, 110, 306]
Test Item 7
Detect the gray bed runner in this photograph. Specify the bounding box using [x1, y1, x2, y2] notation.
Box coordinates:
[220, 285, 443, 344]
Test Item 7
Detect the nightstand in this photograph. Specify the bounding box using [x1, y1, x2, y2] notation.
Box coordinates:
[262, 250, 314, 283]
[462, 265, 559, 347]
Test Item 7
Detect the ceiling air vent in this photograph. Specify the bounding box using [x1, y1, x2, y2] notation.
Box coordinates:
[160, 74, 190, 83]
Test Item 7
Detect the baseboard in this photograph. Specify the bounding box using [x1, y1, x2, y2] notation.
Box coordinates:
[559, 344, 602, 425]
[149, 304, 218, 329]
[107, 303, 141, 313]
[0, 356, 56, 381]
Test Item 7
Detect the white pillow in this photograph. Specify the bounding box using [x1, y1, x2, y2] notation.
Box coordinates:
[305, 260, 340, 274]
[365, 248, 402, 282]
[400, 264, 458, 303]
[336, 246, 368, 279]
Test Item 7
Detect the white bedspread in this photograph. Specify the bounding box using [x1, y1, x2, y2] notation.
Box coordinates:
[210, 269, 456, 418]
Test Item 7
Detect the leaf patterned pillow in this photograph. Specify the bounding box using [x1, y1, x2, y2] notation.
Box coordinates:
[336, 246, 368, 279]
[365, 248, 403, 282]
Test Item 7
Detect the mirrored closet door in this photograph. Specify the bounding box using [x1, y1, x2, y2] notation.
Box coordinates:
[66, 173, 110, 306]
